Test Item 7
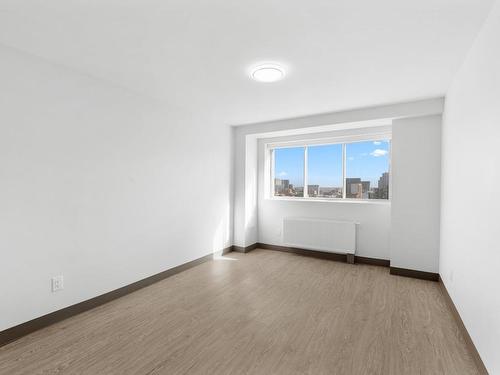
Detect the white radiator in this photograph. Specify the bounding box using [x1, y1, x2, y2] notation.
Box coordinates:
[282, 217, 357, 255]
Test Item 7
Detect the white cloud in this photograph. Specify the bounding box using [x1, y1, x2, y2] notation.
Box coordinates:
[370, 149, 388, 157]
[373, 141, 381, 145]
[348, 156, 355, 161]
[278, 171, 288, 177]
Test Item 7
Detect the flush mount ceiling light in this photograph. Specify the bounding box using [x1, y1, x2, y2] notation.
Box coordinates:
[251, 63, 286, 83]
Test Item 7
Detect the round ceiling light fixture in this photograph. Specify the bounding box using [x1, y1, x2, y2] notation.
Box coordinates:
[251, 63, 286, 83]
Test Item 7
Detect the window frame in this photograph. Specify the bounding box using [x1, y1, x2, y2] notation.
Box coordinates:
[267, 133, 392, 203]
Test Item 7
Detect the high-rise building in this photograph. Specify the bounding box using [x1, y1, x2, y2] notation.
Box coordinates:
[274, 179, 290, 195]
[346, 178, 370, 199]
[372, 172, 389, 199]
[378, 172, 389, 190]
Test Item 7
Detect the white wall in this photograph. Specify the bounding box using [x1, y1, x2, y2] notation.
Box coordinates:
[0, 45, 233, 331]
[257, 129, 392, 260]
[390, 115, 442, 273]
[440, 1, 500, 373]
[232, 131, 259, 247]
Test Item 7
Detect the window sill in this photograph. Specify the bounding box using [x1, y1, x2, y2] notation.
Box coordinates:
[265, 197, 391, 205]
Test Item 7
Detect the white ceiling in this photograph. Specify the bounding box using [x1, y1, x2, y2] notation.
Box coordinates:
[0, 0, 494, 125]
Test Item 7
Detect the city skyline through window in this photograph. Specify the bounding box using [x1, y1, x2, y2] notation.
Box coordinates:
[307, 144, 343, 198]
[272, 139, 390, 200]
[345, 140, 390, 199]
[274, 146, 305, 197]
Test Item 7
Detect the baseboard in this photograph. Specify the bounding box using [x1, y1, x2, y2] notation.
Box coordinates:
[252, 244, 440, 282]
[232, 243, 258, 253]
[0, 249, 225, 348]
[355, 255, 390, 267]
[439, 279, 489, 374]
[257, 242, 347, 262]
[221, 245, 233, 255]
[256, 243, 390, 266]
[390, 266, 439, 281]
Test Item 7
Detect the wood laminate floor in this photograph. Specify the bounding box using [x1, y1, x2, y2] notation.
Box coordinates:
[0, 249, 480, 375]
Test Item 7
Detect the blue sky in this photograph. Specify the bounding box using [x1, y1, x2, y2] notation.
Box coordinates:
[275, 140, 390, 187]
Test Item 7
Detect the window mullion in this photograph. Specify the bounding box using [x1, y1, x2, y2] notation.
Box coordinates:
[342, 143, 346, 199]
[388, 140, 392, 200]
[303, 146, 308, 198]
[270, 148, 275, 197]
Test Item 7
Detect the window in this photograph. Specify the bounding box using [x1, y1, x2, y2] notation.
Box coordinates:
[346, 140, 390, 199]
[273, 147, 305, 197]
[270, 138, 390, 201]
[307, 144, 343, 198]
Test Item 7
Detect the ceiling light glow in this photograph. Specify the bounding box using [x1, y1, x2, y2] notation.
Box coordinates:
[251, 64, 285, 83]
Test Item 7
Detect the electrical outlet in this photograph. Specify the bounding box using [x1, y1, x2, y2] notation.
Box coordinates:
[51, 275, 64, 292]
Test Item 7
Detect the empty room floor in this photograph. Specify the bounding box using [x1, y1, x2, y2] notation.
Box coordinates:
[0, 249, 480, 375]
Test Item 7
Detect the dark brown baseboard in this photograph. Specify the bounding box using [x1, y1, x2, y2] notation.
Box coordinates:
[256, 243, 390, 267]
[439, 279, 488, 374]
[232, 243, 258, 253]
[0, 248, 230, 348]
[355, 255, 390, 267]
[221, 246, 233, 255]
[390, 266, 439, 281]
[257, 243, 348, 262]
[246, 244, 440, 283]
